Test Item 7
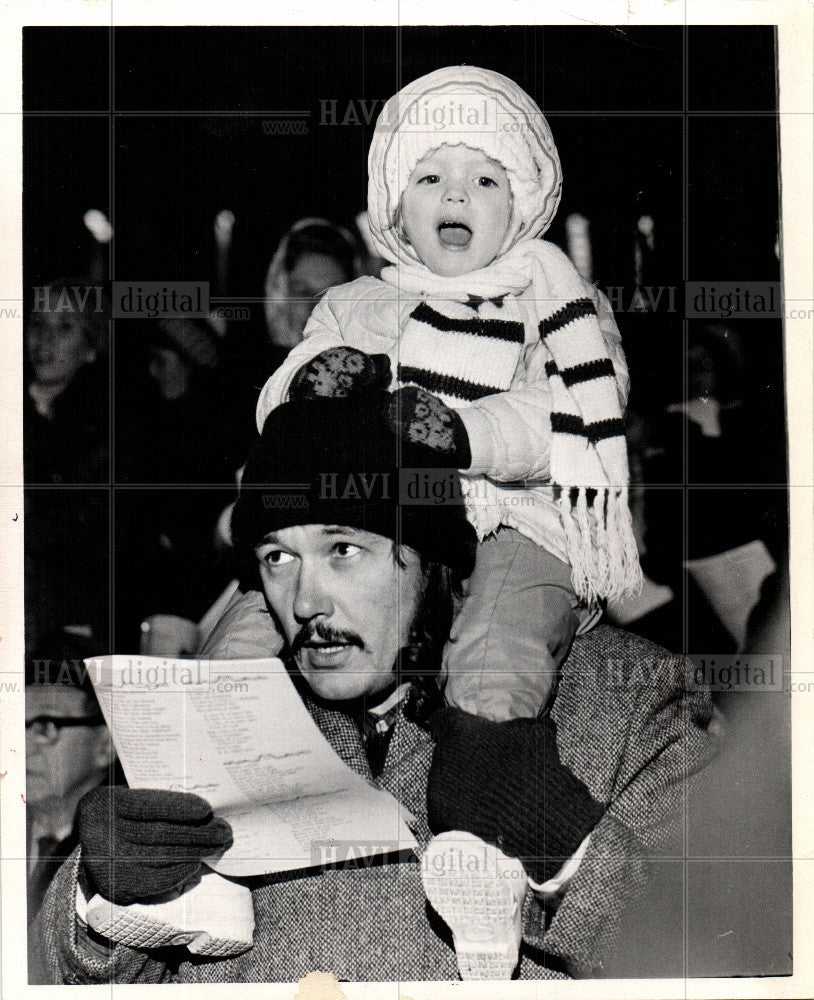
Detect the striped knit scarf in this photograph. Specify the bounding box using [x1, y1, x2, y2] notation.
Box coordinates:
[383, 239, 642, 605]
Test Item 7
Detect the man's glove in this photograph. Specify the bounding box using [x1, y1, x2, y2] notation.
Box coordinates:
[77, 787, 233, 905]
[289, 347, 391, 401]
[386, 386, 472, 470]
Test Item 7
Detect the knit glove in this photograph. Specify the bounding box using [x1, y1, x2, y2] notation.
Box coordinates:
[386, 386, 472, 470]
[289, 347, 391, 401]
[77, 787, 233, 905]
[427, 708, 604, 884]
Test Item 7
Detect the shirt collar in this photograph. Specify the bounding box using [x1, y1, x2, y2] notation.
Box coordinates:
[367, 681, 412, 719]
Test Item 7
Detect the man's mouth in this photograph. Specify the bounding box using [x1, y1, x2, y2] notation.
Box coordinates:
[305, 640, 350, 652]
[437, 221, 473, 247]
[301, 640, 356, 669]
[294, 625, 363, 668]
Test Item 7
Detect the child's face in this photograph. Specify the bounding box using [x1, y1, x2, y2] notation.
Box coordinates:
[400, 145, 512, 277]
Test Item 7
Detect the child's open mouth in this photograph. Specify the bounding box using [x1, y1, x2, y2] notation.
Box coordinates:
[437, 222, 473, 247]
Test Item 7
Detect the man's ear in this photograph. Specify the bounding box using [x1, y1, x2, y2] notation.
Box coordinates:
[91, 726, 116, 772]
[392, 541, 422, 571]
[82, 334, 98, 365]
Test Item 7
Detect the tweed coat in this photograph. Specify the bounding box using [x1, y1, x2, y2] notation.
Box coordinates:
[30, 625, 719, 983]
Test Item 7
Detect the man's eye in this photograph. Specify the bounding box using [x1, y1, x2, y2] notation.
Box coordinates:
[332, 542, 361, 558]
[478, 176, 498, 188]
[260, 549, 295, 566]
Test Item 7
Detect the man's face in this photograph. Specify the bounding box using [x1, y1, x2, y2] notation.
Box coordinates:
[256, 524, 424, 702]
[25, 685, 110, 814]
[400, 144, 513, 277]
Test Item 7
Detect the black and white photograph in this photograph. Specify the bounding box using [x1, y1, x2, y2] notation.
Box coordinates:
[1, 4, 812, 996]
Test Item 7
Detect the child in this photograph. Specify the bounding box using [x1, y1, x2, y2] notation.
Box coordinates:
[211, 65, 641, 978]
[254, 65, 641, 722]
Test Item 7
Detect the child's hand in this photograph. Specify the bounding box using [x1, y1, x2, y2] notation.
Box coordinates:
[289, 347, 391, 401]
[387, 386, 472, 470]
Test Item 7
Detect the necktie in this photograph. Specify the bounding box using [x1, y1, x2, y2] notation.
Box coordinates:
[360, 714, 394, 778]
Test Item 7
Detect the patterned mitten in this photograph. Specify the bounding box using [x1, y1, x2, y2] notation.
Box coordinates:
[77, 787, 233, 905]
[387, 386, 472, 469]
[289, 347, 391, 401]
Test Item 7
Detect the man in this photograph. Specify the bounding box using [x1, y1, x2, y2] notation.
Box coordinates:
[25, 630, 117, 920]
[30, 393, 719, 983]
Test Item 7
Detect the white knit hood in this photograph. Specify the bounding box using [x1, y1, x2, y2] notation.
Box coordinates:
[367, 65, 563, 266]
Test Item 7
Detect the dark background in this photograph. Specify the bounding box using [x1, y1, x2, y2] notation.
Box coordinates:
[22, 26, 790, 978]
[24, 26, 779, 283]
[23, 25, 785, 431]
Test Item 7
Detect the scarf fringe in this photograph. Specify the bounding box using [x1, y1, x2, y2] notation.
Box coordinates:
[559, 486, 643, 606]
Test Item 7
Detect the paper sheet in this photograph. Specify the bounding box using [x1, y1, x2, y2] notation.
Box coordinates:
[684, 539, 777, 650]
[86, 656, 417, 876]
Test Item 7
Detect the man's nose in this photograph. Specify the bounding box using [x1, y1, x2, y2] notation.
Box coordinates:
[292, 564, 335, 622]
[26, 720, 59, 746]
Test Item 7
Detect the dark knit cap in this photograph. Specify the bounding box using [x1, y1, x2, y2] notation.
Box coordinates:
[231, 392, 477, 576]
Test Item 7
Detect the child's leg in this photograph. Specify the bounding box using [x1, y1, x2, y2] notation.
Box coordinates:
[422, 709, 605, 980]
[442, 527, 580, 722]
[427, 708, 605, 884]
[197, 587, 284, 660]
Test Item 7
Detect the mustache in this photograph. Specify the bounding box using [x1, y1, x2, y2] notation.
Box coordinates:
[290, 621, 365, 658]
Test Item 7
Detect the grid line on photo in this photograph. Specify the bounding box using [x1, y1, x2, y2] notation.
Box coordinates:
[682, 20, 691, 988]
[109, 25, 116, 657]
[18, 108, 800, 115]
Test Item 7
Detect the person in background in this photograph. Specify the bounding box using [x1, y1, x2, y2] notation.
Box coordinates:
[221, 216, 363, 451]
[262, 217, 361, 370]
[212, 217, 365, 556]
[114, 318, 239, 649]
[640, 323, 782, 652]
[24, 278, 109, 484]
[147, 320, 218, 404]
[118, 317, 236, 485]
[26, 628, 118, 923]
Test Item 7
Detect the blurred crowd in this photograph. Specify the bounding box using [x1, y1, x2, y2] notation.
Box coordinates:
[23, 210, 788, 920]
